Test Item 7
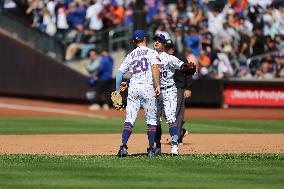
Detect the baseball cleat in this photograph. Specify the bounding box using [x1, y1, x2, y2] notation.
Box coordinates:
[117, 144, 128, 157]
[183, 129, 189, 137]
[147, 147, 156, 157]
[178, 129, 189, 145]
[171, 145, 179, 156]
[154, 147, 162, 156]
[89, 104, 101, 111]
[102, 104, 110, 110]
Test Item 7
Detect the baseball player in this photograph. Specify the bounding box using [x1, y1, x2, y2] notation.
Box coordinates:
[152, 34, 193, 155]
[165, 39, 192, 145]
[116, 29, 161, 157]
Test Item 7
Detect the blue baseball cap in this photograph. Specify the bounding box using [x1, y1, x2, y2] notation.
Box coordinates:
[132, 29, 145, 41]
[153, 34, 167, 44]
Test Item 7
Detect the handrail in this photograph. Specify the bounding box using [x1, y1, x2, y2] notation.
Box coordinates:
[108, 26, 132, 53]
[0, 11, 64, 60]
[246, 49, 283, 66]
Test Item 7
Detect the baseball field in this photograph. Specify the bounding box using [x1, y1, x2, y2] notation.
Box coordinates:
[0, 97, 283, 188]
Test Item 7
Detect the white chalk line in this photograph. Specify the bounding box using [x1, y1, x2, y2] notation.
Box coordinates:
[0, 102, 107, 119]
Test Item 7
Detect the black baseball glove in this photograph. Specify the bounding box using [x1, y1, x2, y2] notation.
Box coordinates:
[181, 62, 196, 75]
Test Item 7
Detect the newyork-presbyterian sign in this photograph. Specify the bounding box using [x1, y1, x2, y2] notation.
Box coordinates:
[224, 86, 284, 106]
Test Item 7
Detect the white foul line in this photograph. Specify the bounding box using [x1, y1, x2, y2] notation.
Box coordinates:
[0, 102, 107, 119]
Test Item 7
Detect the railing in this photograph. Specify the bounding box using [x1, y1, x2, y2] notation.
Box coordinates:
[0, 11, 64, 60]
[246, 49, 284, 66]
[108, 26, 154, 53]
[108, 27, 132, 53]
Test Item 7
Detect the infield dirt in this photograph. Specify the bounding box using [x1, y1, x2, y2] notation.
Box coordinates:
[0, 97, 283, 155]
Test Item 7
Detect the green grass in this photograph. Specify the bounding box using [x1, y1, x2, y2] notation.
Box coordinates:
[184, 119, 284, 134]
[0, 154, 283, 189]
[0, 117, 283, 134]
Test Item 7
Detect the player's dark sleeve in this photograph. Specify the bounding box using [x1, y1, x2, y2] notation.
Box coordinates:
[185, 74, 193, 90]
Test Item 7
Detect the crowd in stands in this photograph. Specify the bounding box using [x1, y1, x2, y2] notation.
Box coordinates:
[148, 0, 284, 79]
[3, 0, 284, 79]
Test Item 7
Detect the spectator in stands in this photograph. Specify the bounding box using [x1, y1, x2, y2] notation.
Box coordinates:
[65, 43, 81, 60]
[275, 3, 284, 37]
[171, 26, 184, 54]
[25, 0, 44, 29]
[89, 49, 114, 111]
[199, 50, 211, 68]
[238, 65, 253, 79]
[266, 36, 278, 52]
[54, 0, 69, 42]
[207, 8, 226, 36]
[81, 0, 103, 44]
[144, 0, 158, 24]
[85, 48, 100, 104]
[184, 27, 201, 58]
[229, 0, 248, 13]
[66, 1, 86, 42]
[67, 1, 86, 30]
[247, 3, 263, 28]
[3, 0, 17, 13]
[99, 3, 116, 30]
[255, 62, 274, 79]
[111, 3, 125, 25]
[124, 2, 134, 27]
[86, 0, 103, 31]
[197, 50, 212, 78]
[237, 14, 253, 35]
[251, 26, 266, 57]
[5, 0, 284, 80]
[189, 4, 204, 26]
[86, 49, 100, 74]
[263, 4, 280, 39]
[65, 42, 96, 60]
[215, 21, 239, 51]
[276, 54, 284, 78]
[248, 0, 272, 9]
[275, 35, 284, 50]
[238, 29, 251, 64]
[200, 22, 214, 53]
[214, 45, 234, 79]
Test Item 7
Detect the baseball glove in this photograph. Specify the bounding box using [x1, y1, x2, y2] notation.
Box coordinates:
[111, 91, 124, 110]
[181, 62, 197, 75]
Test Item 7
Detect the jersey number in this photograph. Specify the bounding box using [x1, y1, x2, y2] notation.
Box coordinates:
[131, 58, 148, 74]
[161, 71, 167, 78]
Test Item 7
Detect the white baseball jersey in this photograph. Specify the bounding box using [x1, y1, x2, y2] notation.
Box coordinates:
[156, 52, 184, 124]
[118, 46, 160, 126]
[158, 52, 184, 88]
[118, 46, 160, 87]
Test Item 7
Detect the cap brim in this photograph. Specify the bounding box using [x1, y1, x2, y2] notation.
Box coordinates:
[153, 36, 166, 44]
[164, 44, 174, 48]
[133, 37, 144, 41]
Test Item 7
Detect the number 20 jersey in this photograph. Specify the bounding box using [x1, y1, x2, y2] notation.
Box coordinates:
[118, 46, 161, 85]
